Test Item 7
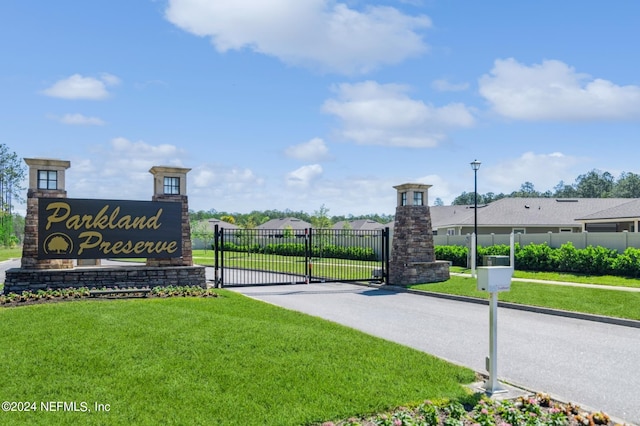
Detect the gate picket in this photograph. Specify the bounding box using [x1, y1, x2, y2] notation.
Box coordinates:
[214, 227, 388, 287]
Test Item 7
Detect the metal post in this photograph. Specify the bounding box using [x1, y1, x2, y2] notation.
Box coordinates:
[471, 232, 477, 278]
[470, 160, 481, 273]
[214, 224, 219, 288]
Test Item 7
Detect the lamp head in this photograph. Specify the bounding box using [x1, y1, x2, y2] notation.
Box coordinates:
[470, 159, 481, 171]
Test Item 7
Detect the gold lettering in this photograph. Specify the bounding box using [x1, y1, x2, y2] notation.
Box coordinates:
[116, 215, 134, 230]
[77, 231, 103, 255]
[45, 202, 71, 230]
[108, 207, 121, 229]
[134, 241, 146, 254]
[77, 233, 178, 256]
[145, 209, 163, 230]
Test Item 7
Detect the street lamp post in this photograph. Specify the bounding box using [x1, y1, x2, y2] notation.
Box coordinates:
[470, 160, 481, 273]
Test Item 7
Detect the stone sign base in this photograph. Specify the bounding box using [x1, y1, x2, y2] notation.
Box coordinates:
[389, 260, 450, 285]
[3, 265, 206, 295]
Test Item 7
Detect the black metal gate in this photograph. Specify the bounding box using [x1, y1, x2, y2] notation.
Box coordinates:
[212, 226, 389, 287]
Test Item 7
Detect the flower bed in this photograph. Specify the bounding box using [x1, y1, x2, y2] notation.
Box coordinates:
[0, 285, 218, 307]
[321, 394, 623, 426]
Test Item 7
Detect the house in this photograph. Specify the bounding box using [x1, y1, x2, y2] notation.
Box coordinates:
[427, 198, 639, 235]
[332, 219, 385, 231]
[191, 218, 239, 249]
[576, 199, 640, 232]
[199, 218, 240, 231]
[256, 217, 312, 237]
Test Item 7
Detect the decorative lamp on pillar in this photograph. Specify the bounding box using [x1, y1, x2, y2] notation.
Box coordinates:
[148, 166, 193, 267]
[22, 158, 72, 270]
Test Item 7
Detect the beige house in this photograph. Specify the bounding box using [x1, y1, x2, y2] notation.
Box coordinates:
[427, 198, 640, 235]
[332, 219, 385, 231]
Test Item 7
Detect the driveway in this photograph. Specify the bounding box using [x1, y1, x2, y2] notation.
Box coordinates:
[229, 282, 640, 425]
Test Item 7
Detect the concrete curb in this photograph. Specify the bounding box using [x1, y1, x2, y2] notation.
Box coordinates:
[359, 283, 640, 329]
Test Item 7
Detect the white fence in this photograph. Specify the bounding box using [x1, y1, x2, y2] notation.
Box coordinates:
[433, 232, 640, 253]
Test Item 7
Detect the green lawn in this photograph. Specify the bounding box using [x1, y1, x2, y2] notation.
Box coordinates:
[0, 247, 22, 262]
[0, 292, 475, 426]
[411, 275, 640, 321]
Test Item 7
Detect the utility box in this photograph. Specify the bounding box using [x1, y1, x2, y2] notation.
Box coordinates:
[477, 266, 512, 292]
[483, 255, 510, 267]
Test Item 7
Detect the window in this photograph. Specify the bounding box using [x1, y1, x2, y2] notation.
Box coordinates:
[413, 191, 423, 206]
[38, 170, 57, 190]
[447, 229, 456, 236]
[163, 177, 180, 195]
[400, 192, 407, 206]
[559, 228, 573, 233]
[513, 228, 526, 234]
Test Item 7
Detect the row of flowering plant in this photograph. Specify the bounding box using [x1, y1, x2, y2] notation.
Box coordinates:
[320, 394, 621, 426]
[0, 285, 218, 306]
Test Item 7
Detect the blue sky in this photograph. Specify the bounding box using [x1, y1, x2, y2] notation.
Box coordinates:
[2, 1, 639, 216]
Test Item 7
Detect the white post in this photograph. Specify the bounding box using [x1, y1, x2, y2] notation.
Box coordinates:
[483, 291, 505, 394]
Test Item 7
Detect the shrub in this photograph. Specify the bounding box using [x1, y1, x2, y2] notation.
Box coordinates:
[438, 241, 640, 278]
[515, 242, 556, 271]
[435, 245, 468, 266]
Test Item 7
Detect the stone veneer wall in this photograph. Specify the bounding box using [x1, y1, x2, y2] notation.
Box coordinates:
[389, 205, 449, 285]
[146, 194, 193, 267]
[21, 189, 73, 270]
[4, 265, 206, 294]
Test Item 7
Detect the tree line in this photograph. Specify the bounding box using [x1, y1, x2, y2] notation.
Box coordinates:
[450, 169, 640, 205]
[0, 144, 26, 247]
[189, 205, 394, 228]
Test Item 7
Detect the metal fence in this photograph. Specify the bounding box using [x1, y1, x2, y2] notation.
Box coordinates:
[211, 227, 389, 287]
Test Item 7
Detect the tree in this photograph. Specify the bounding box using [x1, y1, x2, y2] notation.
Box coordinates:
[553, 180, 578, 198]
[510, 181, 540, 197]
[190, 220, 215, 253]
[0, 144, 26, 247]
[433, 197, 444, 206]
[452, 191, 476, 205]
[613, 172, 640, 198]
[220, 215, 235, 224]
[574, 169, 614, 198]
[311, 204, 332, 228]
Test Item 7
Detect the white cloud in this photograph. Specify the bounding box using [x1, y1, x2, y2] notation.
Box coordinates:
[284, 138, 330, 161]
[479, 58, 640, 121]
[42, 73, 120, 100]
[56, 113, 106, 126]
[165, 0, 431, 74]
[286, 164, 323, 188]
[484, 151, 584, 194]
[431, 78, 469, 92]
[191, 164, 263, 191]
[65, 138, 188, 200]
[322, 80, 475, 147]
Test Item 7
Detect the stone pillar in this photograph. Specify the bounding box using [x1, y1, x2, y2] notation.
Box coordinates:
[389, 183, 449, 285]
[21, 158, 73, 269]
[147, 166, 193, 267]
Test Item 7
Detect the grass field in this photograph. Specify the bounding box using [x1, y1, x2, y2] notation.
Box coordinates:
[411, 275, 640, 321]
[0, 292, 475, 425]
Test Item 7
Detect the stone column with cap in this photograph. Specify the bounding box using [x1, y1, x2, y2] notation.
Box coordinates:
[389, 183, 449, 285]
[147, 166, 193, 267]
[21, 158, 74, 269]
